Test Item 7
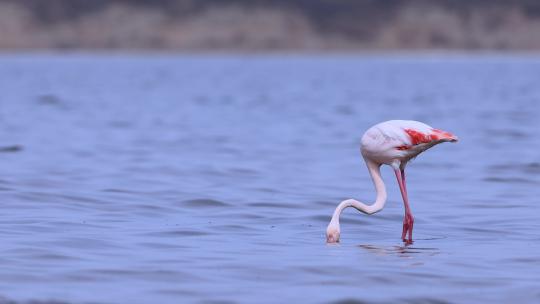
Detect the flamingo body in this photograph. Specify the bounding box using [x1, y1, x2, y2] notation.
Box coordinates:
[326, 120, 457, 244]
[361, 120, 457, 166]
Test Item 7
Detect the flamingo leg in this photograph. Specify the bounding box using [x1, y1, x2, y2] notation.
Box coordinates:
[401, 169, 407, 194]
[394, 168, 414, 244]
[401, 169, 414, 242]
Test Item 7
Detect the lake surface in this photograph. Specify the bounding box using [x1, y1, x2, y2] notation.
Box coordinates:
[0, 54, 539, 304]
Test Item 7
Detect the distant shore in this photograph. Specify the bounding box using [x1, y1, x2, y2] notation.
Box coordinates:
[2, 0, 540, 51]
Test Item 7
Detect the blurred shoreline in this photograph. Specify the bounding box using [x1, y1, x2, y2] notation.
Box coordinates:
[2, 0, 540, 51]
[3, 50, 540, 56]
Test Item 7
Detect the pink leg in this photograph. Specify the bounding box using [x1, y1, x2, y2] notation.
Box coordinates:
[394, 169, 414, 244]
[401, 169, 414, 242]
[401, 169, 407, 194]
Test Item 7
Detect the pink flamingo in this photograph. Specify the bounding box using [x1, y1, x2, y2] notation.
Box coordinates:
[326, 120, 458, 244]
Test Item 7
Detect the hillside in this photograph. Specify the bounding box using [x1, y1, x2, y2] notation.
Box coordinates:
[2, 0, 540, 50]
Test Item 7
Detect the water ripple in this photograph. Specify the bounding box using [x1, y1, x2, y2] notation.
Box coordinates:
[181, 199, 230, 208]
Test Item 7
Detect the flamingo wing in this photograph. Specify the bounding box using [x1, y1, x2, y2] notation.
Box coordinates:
[397, 127, 457, 151]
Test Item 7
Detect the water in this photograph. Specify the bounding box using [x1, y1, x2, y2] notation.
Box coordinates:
[0, 54, 539, 304]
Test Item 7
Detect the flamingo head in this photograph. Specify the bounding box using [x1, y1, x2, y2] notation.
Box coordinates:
[326, 223, 340, 243]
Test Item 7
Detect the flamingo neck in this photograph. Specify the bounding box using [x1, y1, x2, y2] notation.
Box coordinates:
[329, 159, 387, 226]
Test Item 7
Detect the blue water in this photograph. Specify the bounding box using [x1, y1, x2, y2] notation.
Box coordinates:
[0, 54, 539, 303]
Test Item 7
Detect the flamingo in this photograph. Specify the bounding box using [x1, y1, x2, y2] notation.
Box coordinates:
[326, 120, 458, 244]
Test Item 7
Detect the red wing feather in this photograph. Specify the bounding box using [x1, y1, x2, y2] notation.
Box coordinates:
[398, 128, 456, 150]
[404, 129, 432, 145]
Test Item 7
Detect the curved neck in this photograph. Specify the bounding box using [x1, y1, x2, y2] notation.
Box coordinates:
[330, 159, 387, 224]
